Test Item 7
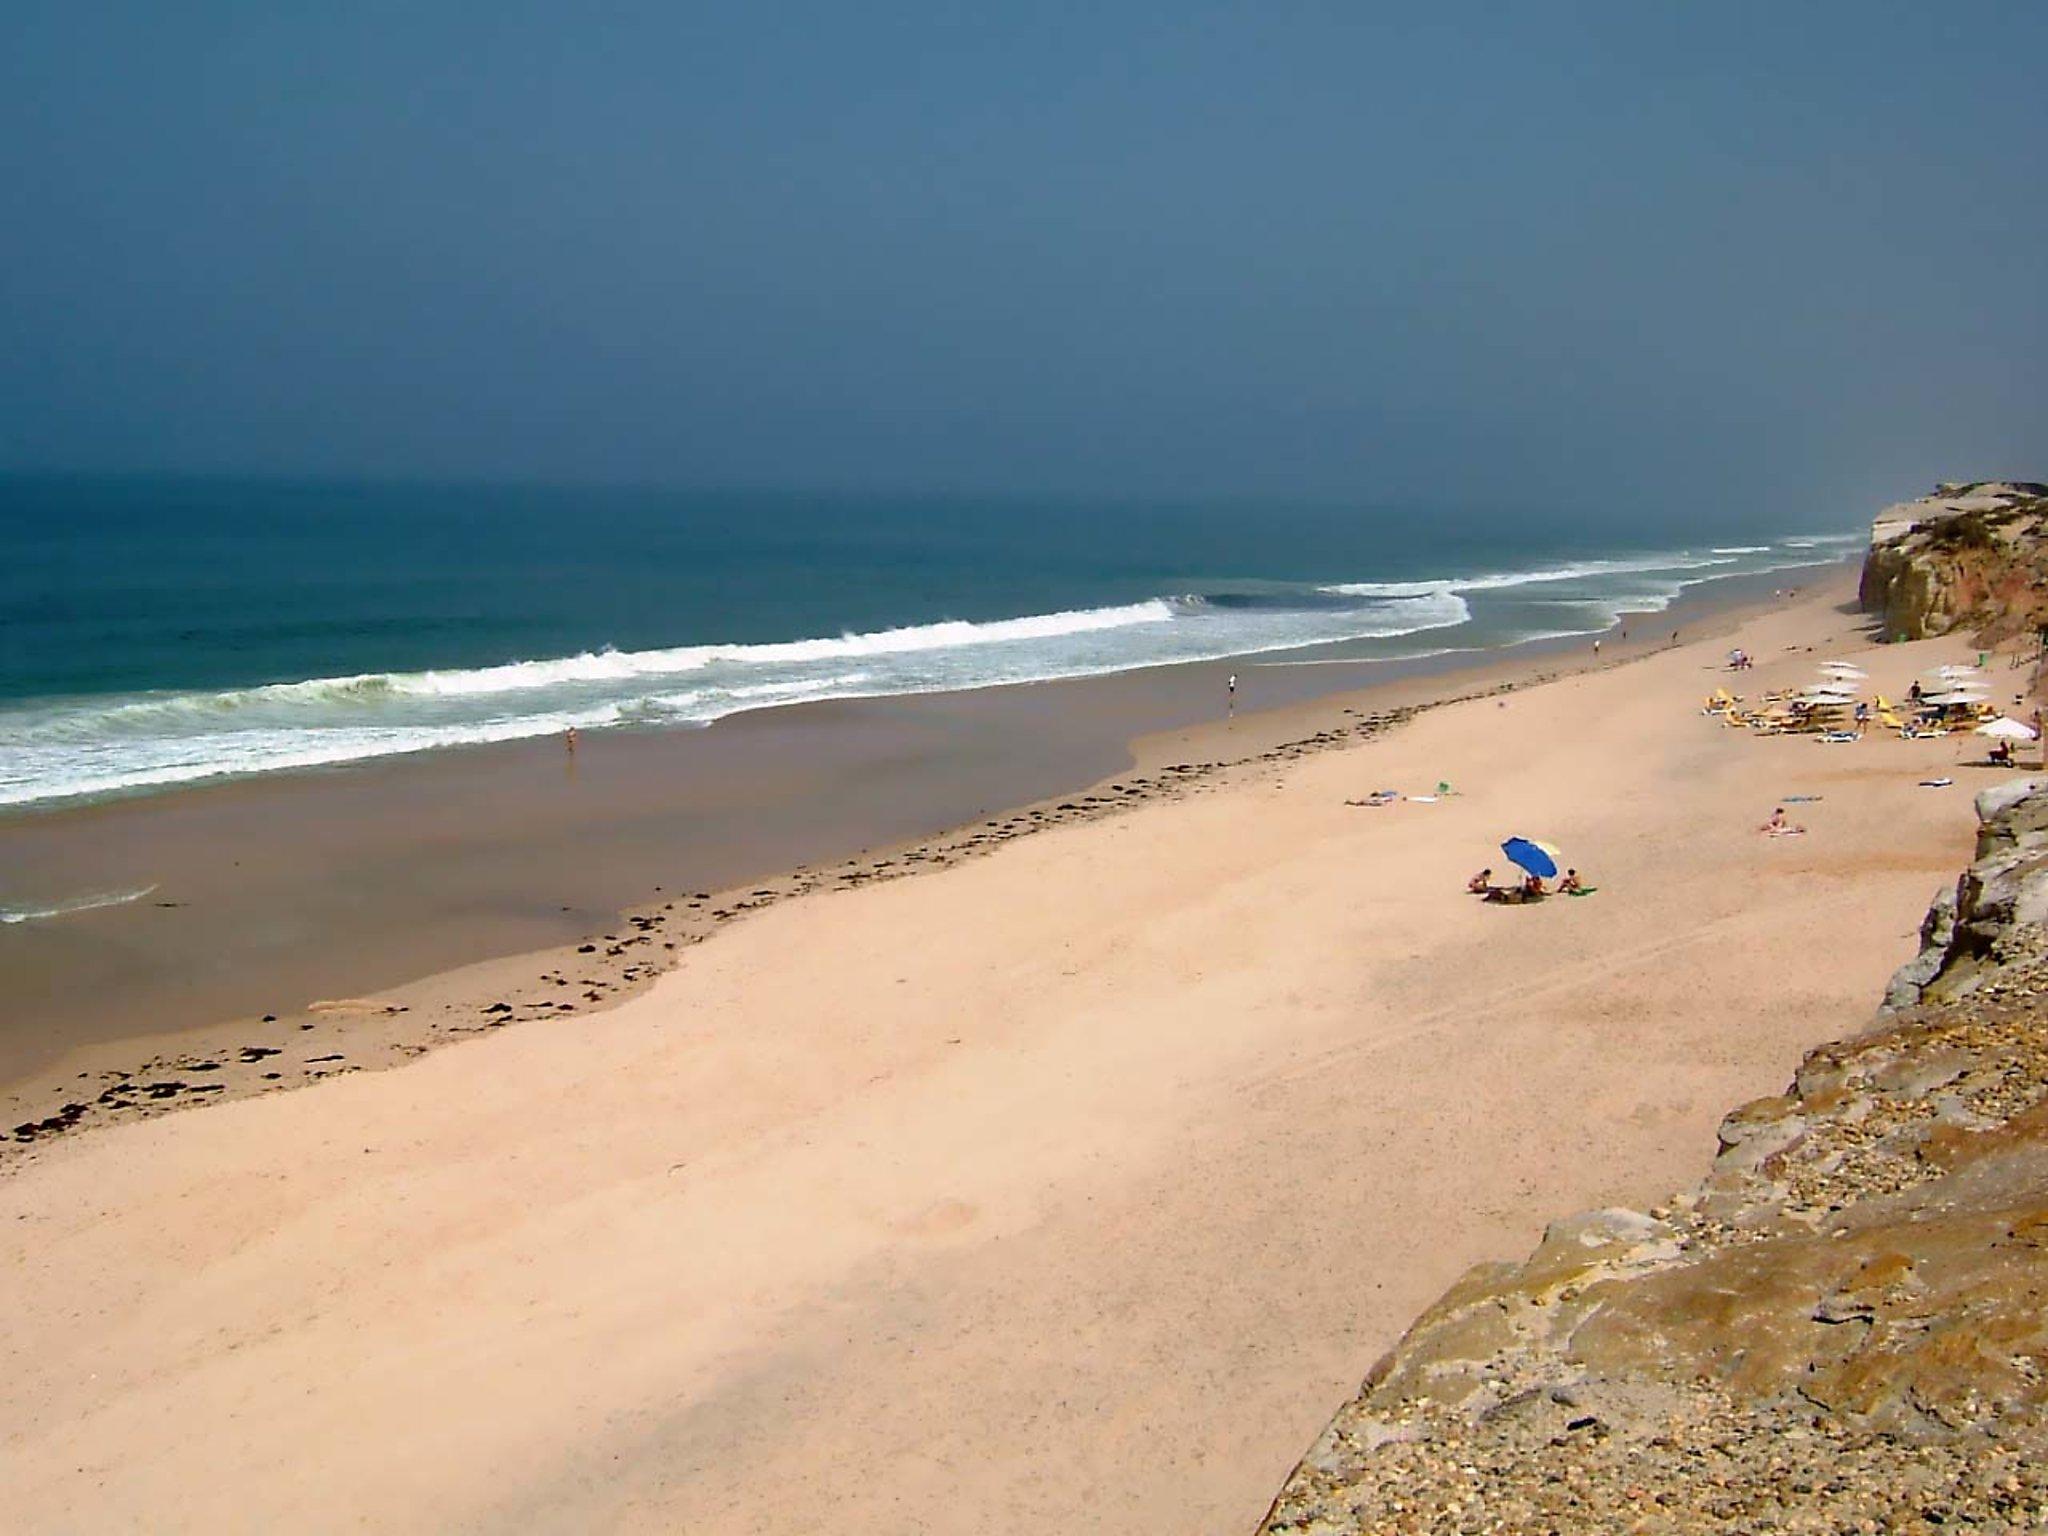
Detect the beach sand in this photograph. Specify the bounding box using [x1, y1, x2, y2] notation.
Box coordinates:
[0, 572, 2003, 1532]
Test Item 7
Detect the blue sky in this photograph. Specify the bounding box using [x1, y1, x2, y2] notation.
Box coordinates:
[2, 3, 2042, 518]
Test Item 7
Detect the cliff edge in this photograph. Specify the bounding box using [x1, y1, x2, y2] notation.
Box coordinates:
[1860, 481, 2048, 644]
[1258, 779, 2048, 1533]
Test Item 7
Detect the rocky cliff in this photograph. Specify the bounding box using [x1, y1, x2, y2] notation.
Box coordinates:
[1860, 481, 2048, 644]
[1259, 781, 2048, 1533]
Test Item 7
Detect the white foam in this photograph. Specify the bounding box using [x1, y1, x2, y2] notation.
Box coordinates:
[390, 600, 1182, 698]
[1320, 552, 1741, 599]
[0, 884, 160, 924]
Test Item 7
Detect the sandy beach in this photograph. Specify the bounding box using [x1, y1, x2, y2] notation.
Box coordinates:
[0, 571, 2003, 1532]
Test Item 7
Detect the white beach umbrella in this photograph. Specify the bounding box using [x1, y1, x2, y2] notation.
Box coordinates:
[1976, 716, 2039, 741]
[1820, 663, 1868, 677]
[1925, 690, 1987, 706]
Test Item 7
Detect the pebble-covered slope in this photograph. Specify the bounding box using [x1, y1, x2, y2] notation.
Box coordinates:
[1259, 779, 2048, 1534]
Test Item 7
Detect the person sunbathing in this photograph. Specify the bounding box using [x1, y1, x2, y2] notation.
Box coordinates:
[1467, 868, 1494, 894]
[1558, 868, 1584, 894]
[1521, 872, 1546, 898]
[1990, 741, 2014, 766]
[1761, 807, 1806, 836]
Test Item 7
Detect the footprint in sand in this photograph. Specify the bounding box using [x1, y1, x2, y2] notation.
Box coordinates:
[893, 1198, 980, 1239]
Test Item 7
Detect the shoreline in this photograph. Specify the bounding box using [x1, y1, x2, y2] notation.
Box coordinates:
[2, 561, 1840, 1156]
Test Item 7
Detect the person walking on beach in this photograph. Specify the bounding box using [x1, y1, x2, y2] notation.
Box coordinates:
[565, 726, 578, 754]
[1227, 673, 1237, 716]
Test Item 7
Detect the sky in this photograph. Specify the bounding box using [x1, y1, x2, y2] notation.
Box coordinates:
[2, 3, 2043, 519]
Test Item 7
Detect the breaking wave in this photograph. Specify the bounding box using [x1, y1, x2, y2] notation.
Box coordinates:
[0, 884, 160, 924]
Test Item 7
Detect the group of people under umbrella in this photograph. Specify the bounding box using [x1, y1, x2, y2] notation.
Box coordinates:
[1468, 836, 1590, 904]
[1708, 658, 2040, 758]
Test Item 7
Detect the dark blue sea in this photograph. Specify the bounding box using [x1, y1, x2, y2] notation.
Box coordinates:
[0, 476, 1859, 817]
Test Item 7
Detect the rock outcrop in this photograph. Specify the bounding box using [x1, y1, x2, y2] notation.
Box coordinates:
[1260, 781, 2048, 1534]
[1860, 481, 2048, 644]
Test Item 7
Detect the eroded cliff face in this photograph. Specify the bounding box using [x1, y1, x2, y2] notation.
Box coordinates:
[1260, 782, 2048, 1534]
[1860, 481, 2048, 644]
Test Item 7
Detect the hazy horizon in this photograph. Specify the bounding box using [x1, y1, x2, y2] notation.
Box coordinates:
[4, 4, 2042, 520]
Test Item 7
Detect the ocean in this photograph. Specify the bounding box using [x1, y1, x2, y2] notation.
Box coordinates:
[0, 476, 1862, 815]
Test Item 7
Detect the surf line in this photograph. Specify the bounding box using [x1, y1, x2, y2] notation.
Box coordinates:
[0, 884, 161, 925]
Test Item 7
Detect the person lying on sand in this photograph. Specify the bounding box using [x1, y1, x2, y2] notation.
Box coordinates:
[1467, 868, 1493, 894]
[1344, 789, 1401, 807]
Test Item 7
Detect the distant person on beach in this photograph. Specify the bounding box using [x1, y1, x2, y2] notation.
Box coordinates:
[1227, 673, 1237, 715]
[1761, 807, 1805, 836]
[565, 726, 578, 753]
[1522, 872, 1545, 898]
[1467, 868, 1493, 894]
[1592, 638, 1601, 657]
[1558, 868, 1584, 894]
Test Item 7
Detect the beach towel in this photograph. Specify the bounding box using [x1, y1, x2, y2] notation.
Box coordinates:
[1564, 886, 1600, 897]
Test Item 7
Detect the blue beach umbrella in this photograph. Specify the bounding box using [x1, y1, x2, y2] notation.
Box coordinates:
[1500, 836, 1562, 880]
